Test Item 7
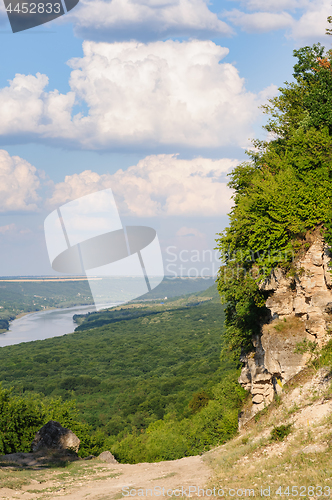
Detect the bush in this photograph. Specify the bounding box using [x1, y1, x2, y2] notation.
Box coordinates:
[111, 375, 247, 463]
[270, 424, 292, 442]
[0, 384, 92, 457]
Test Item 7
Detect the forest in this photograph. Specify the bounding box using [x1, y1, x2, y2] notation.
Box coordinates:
[0, 283, 246, 461]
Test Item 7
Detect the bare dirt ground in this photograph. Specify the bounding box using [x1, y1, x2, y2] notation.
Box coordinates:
[0, 453, 212, 500]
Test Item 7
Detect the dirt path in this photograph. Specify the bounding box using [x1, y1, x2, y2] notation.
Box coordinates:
[0, 454, 213, 500]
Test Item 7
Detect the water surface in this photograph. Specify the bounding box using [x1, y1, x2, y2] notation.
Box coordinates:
[0, 304, 101, 347]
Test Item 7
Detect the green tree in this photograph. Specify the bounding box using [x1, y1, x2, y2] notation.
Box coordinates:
[216, 40, 332, 354]
[0, 384, 92, 456]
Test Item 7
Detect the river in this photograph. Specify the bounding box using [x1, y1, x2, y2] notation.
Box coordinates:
[0, 304, 107, 348]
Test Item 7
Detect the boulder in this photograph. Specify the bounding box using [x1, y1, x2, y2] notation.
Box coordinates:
[98, 450, 118, 464]
[31, 420, 80, 453]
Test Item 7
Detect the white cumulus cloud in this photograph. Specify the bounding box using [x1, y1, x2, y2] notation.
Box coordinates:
[0, 150, 41, 213]
[290, 0, 332, 44]
[0, 40, 267, 151]
[65, 0, 233, 42]
[224, 0, 331, 44]
[227, 0, 304, 13]
[225, 10, 294, 33]
[48, 154, 237, 217]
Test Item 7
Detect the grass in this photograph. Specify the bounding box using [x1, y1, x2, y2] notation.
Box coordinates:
[200, 364, 332, 500]
[0, 457, 119, 493]
[204, 429, 332, 500]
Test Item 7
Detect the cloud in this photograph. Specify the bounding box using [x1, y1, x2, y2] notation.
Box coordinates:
[0, 40, 267, 151]
[227, 0, 303, 13]
[224, 0, 331, 43]
[0, 73, 76, 140]
[176, 226, 205, 238]
[0, 150, 41, 213]
[0, 223, 16, 235]
[65, 0, 233, 42]
[225, 9, 294, 33]
[48, 154, 237, 216]
[289, 0, 332, 44]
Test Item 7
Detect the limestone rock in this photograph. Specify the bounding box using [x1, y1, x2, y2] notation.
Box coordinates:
[239, 232, 332, 427]
[252, 394, 263, 404]
[323, 246, 332, 287]
[31, 421, 80, 453]
[98, 451, 118, 464]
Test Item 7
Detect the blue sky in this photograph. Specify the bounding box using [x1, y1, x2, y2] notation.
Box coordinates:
[0, 0, 331, 276]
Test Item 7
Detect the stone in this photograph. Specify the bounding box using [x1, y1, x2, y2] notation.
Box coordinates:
[265, 291, 293, 317]
[252, 394, 264, 404]
[309, 245, 323, 266]
[293, 295, 308, 315]
[31, 421, 80, 454]
[311, 291, 332, 309]
[98, 451, 118, 463]
[302, 443, 328, 454]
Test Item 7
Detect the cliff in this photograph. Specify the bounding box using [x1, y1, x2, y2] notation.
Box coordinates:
[239, 230, 332, 425]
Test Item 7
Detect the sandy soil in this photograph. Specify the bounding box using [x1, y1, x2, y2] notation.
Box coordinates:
[0, 454, 212, 500]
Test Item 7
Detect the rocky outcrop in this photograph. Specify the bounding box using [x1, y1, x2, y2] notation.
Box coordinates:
[239, 231, 332, 426]
[31, 420, 80, 453]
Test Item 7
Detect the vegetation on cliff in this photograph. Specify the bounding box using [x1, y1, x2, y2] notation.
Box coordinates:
[216, 40, 332, 355]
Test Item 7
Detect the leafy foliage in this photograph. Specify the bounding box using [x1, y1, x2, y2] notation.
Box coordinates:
[0, 385, 91, 456]
[216, 42, 332, 353]
[0, 285, 246, 461]
[188, 390, 210, 414]
[110, 375, 246, 463]
[270, 424, 292, 442]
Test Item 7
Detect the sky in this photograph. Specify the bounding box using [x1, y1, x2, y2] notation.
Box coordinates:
[0, 0, 331, 277]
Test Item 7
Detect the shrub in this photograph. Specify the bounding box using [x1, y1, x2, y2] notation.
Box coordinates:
[0, 384, 92, 457]
[270, 424, 292, 441]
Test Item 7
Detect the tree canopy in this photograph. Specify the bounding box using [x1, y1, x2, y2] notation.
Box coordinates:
[216, 40, 332, 355]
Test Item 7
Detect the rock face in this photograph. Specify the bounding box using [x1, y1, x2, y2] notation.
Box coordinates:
[31, 421, 80, 453]
[239, 231, 332, 426]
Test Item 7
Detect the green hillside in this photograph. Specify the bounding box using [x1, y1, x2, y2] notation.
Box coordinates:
[0, 285, 246, 461]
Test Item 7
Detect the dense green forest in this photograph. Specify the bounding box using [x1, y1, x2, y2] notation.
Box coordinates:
[216, 41, 332, 356]
[0, 284, 246, 461]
